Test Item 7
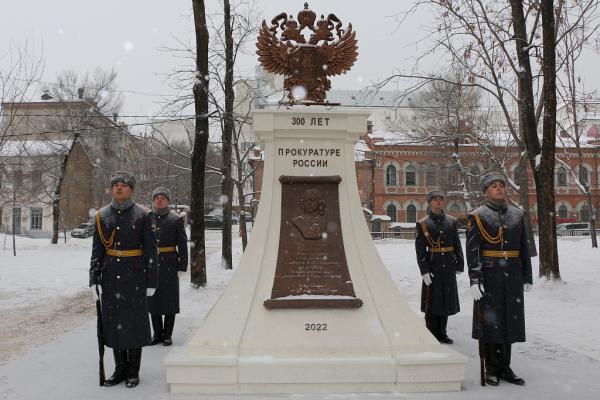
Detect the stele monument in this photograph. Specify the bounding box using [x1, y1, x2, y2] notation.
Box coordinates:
[164, 3, 467, 394]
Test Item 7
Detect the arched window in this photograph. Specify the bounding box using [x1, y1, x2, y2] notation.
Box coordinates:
[449, 204, 460, 213]
[579, 166, 589, 187]
[558, 205, 568, 219]
[406, 204, 417, 223]
[513, 165, 523, 183]
[386, 204, 397, 222]
[469, 166, 480, 186]
[557, 167, 567, 187]
[405, 165, 417, 186]
[580, 205, 590, 222]
[448, 166, 460, 187]
[425, 165, 437, 186]
[386, 165, 397, 186]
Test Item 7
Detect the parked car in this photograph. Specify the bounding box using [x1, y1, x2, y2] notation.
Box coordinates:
[71, 222, 95, 238]
[231, 214, 240, 225]
[556, 222, 590, 236]
[204, 215, 224, 230]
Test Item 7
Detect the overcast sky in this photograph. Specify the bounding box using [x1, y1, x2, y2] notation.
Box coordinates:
[2, 1, 599, 120]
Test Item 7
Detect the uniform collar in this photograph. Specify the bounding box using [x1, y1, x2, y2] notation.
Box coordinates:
[155, 207, 170, 217]
[110, 198, 135, 211]
[485, 200, 508, 214]
[428, 210, 445, 221]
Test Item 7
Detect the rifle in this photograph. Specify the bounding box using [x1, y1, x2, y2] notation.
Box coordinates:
[95, 284, 105, 386]
[477, 294, 485, 387]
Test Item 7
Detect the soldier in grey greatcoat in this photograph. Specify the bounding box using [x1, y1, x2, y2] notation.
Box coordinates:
[148, 187, 188, 346]
[89, 171, 157, 388]
[467, 173, 533, 386]
[415, 190, 464, 344]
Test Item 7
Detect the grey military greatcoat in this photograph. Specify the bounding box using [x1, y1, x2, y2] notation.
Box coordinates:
[466, 201, 533, 344]
[147, 210, 188, 315]
[90, 203, 157, 350]
[415, 212, 464, 316]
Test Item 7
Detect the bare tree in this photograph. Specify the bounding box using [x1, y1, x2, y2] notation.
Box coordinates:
[40, 68, 123, 244]
[381, 0, 596, 278]
[189, 0, 211, 287]
[555, 1, 600, 247]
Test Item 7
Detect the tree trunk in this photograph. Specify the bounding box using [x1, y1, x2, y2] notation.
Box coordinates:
[510, 0, 559, 280]
[517, 154, 538, 257]
[221, 0, 235, 269]
[537, 0, 560, 279]
[236, 180, 248, 250]
[190, 0, 210, 287]
[586, 192, 597, 247]
[51, 138, 78, 244]
[12, 189, 16, 256]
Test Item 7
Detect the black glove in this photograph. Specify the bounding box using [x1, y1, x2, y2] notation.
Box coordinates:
[89, 259, 102, 287]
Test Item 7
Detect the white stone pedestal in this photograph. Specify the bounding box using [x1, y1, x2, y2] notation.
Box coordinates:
[164, 107, 467, 394]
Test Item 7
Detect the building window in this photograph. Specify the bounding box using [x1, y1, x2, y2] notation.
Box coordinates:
[580, 205, 590, 222]
[386, 204, 397, 222]
[579, 166, 589, 187]
[469, 166, 480, 186]
[385, 165, 397, 186]
[425, 165, 437, 186]
[558, 205, 568, 219]
[447, 166, 460, 187]
[30, 208, 43, 230]
[12, 207, 21, 234]
[513, 165, 523, 183]
[31, 171, 42, 189]
[405, 165, 416, 186]
[406, 204, 417, 223]
[14, 170, 23, 187]
[557, 167, 567, 187]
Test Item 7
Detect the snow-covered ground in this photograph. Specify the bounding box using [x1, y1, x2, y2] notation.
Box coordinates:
[0, 232, 599, 399]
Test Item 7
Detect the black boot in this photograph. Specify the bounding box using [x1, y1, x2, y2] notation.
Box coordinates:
[150, 315, 163, 345]
[104, 349, 128, 387]
[162, 315, 175, 346]
[484, 344, 501, 386]
[499, 344, 525, 385]
[125, 348, 142, 388]
[437, 316, 453, 344]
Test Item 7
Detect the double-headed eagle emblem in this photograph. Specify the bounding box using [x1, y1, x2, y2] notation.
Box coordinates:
[256, 3, 358, 104]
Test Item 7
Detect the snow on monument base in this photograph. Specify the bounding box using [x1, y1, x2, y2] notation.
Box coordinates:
[164, 107, 467, 394]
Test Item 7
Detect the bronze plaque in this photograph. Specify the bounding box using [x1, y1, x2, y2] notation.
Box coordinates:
[264, 175, 362, 309]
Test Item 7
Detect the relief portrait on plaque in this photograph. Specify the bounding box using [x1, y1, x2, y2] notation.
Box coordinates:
[264, 176, 362, 309]
[290, 188, 326, 240]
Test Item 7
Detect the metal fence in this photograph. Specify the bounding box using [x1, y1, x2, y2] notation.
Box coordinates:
[371, 231, 416, 240]
[556, 228, 600, 237]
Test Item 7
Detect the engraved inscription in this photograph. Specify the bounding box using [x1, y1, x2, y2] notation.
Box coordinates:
[305, 323, 328, 331]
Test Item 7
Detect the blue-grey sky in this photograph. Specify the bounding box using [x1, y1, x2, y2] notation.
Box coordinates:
[1, 1, 599, 119]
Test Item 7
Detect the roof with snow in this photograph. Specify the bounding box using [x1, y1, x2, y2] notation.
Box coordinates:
[371, 214, 391, 222]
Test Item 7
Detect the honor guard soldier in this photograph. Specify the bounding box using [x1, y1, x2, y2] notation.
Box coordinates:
[148, 187, 188, 346]
[415, 190, 464, 344]
[89, 171, 157, 388]
[467, 173, 533, 386]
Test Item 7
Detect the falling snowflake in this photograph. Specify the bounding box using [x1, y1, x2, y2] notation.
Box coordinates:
[123, 41, 134, 52]
[88, 208, 97, 217]
[291, 85, 307, 101]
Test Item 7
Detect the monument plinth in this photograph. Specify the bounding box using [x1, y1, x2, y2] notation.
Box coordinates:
[164, 107, 467, 394]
